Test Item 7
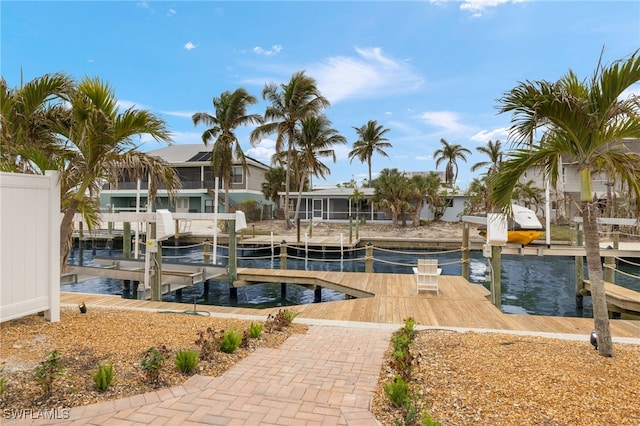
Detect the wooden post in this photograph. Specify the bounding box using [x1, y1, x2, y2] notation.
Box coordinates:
[575, 223, 584, 309]
[349, 216, 354, 245]
[314, 285, 322, 303]
[228, 219, 237, 299]
[296, 218, 301, 243]
[461, 222, 470, 280]
[308, 216, 313, 238]
[123, 222, 131, 258]
[149, 223, 163, 302]
[365, 243, 373, 273]
[280, 240, 288, 270]
[280, 240, 288, 298]
[203, 239, 211, 264]
[490, 245, 501, 309]
[174, 219, 180, 246]
[604, 256, 615, 284]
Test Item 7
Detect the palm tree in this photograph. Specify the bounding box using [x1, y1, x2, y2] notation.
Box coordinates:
[192, 88, 262, 213]
[433, 138, 471, 187]
[250, 71, 330, 229]
[471, 140, 503, 175]
[372, 168, 412, 226]
[55, 77, 180, 270]
[262, 166, 287, 216]
[348, 120, 392, 187]
[491, 49, 640, 357]
[0, 73, 73, 173]
[513, 179, 544, 212]
[292, 115, 346, 221]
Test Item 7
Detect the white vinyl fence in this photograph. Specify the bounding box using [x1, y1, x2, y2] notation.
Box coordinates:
[0, 171, 60, 322]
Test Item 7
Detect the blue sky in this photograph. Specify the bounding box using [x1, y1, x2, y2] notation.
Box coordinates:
[2, 1, 639, 189]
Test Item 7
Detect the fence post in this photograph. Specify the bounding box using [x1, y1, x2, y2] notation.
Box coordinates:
[365, 243, 373, 273]
[490, 245, 501, 309]
[123, 222, 131, 258]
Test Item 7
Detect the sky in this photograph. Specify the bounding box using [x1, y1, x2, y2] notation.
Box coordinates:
[2, 0, 639, 190]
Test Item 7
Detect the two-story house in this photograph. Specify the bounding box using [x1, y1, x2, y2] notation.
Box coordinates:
[519, 138, 640, 221]
[100, 144, 272, 215]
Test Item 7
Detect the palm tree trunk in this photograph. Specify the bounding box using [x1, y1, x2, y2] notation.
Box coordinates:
[582, 200, 613, 357]
[59, 198, 80, 272]
[293, 174, 306, 222]
[283, 133, 294, 229]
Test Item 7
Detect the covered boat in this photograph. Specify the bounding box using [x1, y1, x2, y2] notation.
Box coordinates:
[478, 204, 544, 245]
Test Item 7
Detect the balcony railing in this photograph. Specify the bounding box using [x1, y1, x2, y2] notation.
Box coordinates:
[102, 181, 218, 191]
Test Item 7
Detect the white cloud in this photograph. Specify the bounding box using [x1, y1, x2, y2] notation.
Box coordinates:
[169, 131, 202, 145]
[470, 127, 509, 143]
[167, 9, 176, 16]
[253, 45, 283, 56]
[418, 111, 466, 132]
[117, 99, 150, 111]
[311, 47, 424, 103]
[161, 110, 196, 119]
[184, 41, 196, 51]
[430, 0, 524, 17]
[246, 138, 276, 163]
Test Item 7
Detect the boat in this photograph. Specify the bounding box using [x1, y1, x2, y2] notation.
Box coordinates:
[478, 204, 544, 245]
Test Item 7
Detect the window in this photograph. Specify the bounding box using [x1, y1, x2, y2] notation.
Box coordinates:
[232, 166, 243, 184]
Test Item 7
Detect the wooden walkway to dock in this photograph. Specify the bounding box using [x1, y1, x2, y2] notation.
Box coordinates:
[60, 270, 640, 339]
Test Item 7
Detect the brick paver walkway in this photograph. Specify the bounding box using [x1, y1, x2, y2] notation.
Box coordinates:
[14, 325, 393, 425]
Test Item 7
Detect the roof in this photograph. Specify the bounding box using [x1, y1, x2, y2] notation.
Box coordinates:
[146, 144, 269, 169]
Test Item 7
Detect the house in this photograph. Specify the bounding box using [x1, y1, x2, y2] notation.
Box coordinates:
[99, 144, 272, 216]
[283, 184, 468, 223]
[520, 138, 640, 221]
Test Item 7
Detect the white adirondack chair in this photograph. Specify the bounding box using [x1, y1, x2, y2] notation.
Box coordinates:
[412, 259, 442, 294]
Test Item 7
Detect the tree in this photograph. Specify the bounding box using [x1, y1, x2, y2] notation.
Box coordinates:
[262, 166, 287, 214]
[348, 120, 392, 187]
[409, 172, 442, 225]
[292, 115, 346, 221]
[0, 73, 73, 173]
[513, 180, 543, 212]
[491, 48, 640, 357]
[192, 88, 262, 213]
[55, 77, 180, 270]
[433, 138, 471, 187]
[471, 140, 503, 175]
[372, 168, 412, 226]
[250, 71, 330, 229]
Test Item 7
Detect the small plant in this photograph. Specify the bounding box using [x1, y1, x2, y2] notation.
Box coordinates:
[421, 412, 442, 426]
[403, 317, 417, 340]
[33, 350, 65, 397]
[384, 375, 410, 408]
[195, 327, 219, 361]
[92, 363, 115, 391]
[0, 376, 6, 396]
[248, 322, 263, 339]
[141, 346, 169, 385]
[265, 309, 299, 332]
[220, 329, 243, 354]
[174, 349, 199, 375]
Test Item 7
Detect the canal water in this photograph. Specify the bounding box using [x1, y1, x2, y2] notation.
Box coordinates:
[65, 244, 640, 318]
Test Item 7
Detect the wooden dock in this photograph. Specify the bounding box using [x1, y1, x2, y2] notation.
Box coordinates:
[60, 271, 640, 339]
[582, 279, 640, 316]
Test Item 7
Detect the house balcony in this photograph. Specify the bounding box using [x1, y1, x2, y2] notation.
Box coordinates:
[102, 181, 218, 191]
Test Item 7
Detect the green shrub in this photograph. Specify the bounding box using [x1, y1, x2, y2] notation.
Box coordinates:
[421, 412, 442, 426]
[248, 322, 263, 339]
[141, 346, 169, 385]
[174, 349, 199, 375]
[384, 375, 410, 408]
[92, 363, 115, 391]
[33, 350, 65, 396]
[283, 309, 300, 324]
[0, 376, 6, 395]
[220, 329, 242, 354]
[403, 317, 417, 340]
